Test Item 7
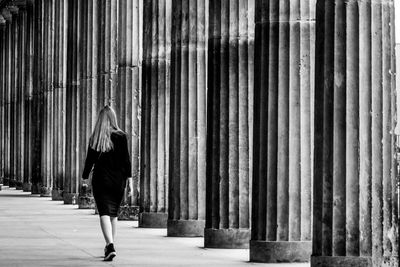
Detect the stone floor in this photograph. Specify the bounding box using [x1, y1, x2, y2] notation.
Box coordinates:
[0, 187, 309, 267]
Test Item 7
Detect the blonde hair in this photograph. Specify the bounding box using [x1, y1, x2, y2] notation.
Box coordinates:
[89, 106, 122, 152]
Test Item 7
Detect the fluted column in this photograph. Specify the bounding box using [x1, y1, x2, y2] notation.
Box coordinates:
[382, 1, 398, 265]
[22, 1, 34, 192]
[98, 0, 118, 108]
[10, 7, 19, 188]
[51, 0, 67, 200]
[31, 0, 43, 194]
[390, 1, 400, 265]
[116, 0, 141, 218]
[0, 17, 5, 187]
[39, 0, 54, 197]
[250, 0, 314, 262]
[2, 9, 12, 187]
[15, 7, 25, 191]
[205, 0, 254, 248]
[140, 0, 171, 228]
[77, 0, 98, 208]
[311, 0, 398, 266]
[64, 0, 81, 204]
[167, 0, 206, 237]
[16, 4, 28, 192]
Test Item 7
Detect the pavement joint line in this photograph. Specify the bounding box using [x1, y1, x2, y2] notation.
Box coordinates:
[37, 224, 98, 259]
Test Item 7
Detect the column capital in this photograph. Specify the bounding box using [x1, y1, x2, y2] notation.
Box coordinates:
[0, 14, 5, 25]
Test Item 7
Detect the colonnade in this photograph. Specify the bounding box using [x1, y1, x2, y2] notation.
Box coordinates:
[0, 0, 398, 266]
[0, 0, 141, 210]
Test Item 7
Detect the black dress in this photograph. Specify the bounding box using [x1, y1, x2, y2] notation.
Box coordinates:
[82, 131, 132, 217]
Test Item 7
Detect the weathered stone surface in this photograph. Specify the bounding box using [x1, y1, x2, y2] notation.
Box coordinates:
[204, 229, 250, 249]
[40, 186, 51, 197]
[30, 183, 40, 194]
[205, 0, 253, 249]
[22, 182, 31, 192]
[250, 241, 311, 263]
[63, 192, 78, 205]
[140, 0, 170, 230]
[78, 196, 95, 209]
[9, 179, 16, 187]
[51, 189, 63, 201]
[15, 181, 23, 190]
[167, 220, 205, 237]
[168, 0, 206, 238]
[139, 212, 168, 228]
[311, 256, 372, 267]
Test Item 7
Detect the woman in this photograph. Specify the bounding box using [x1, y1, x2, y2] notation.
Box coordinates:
[82, 105, 133, 261]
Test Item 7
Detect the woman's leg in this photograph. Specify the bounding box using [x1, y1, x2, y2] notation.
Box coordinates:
[110, 216, 117, 241]
[100, 215, 113, 245]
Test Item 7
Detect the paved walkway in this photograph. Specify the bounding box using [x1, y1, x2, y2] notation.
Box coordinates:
[0, 188, 309, 267]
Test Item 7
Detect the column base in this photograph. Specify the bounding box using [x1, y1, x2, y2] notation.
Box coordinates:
[0, 184, 2, 191]
[31, 183, 41, 194]
[3, 178, 9, 186]
[382, 256, 399, 267]
[40, 187, 52, 197]
[9, 179, 16, 187]
[23, 183, 32, 192]
[15, 181, 23, 190]
[139, 212, 168, 228]
[118, 205, 139, 221]
[250, 240, 312, 263]
[51, 189, 64, 201]
[167, 219, 205, 237]
[78, 195, 96, 209]
[311, 256, 372, 267]
[204, 228, 250, 248]
[63, 193, 78, 204]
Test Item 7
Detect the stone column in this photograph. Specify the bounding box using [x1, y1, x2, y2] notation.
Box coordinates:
[250, 0, 314, 262]
[389, 0, 399, 264]
[39, 0, 54, 197]
[311, 0, 398, 266]
[14, 7, 23, 191]
[9, 6, 19, 188]
[64, 0, 81, 204]
[0, 17, 5, 187]
[16, 4, 28, 192]
[98, 0, 118, 108]
[2, 9, 12, 187]
[205, 0, 254, 248]
[31, 0, 43, 194]
[116, 0, 140, 219]
[51, 0, 67, 200]
[23, 1, 34, 192]
[77, 0, 98, 209]
[167, 0, 206, 237]
[140, 0, 171, 228]
[384, 0, 398, 264]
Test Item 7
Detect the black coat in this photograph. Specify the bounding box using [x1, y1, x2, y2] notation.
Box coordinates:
[82, 131, 132, 216]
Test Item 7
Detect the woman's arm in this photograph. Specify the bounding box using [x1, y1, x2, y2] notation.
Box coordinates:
[121, 134, 132, 178]
[82, 145, 96, 179]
